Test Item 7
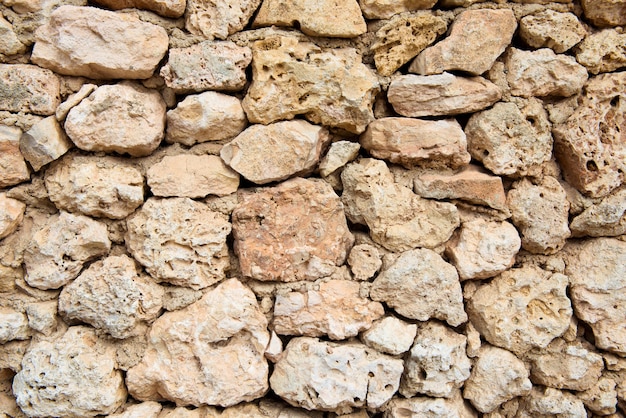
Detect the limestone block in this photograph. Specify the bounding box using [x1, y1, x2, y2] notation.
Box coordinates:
[575, 29, 626, 74]
[388, 73, 501, 117]
[232, 178, 353, 282]
[162, 286, 202, 312]
[361, 316, 417, 356]
[44, 154, 144, 219]
[411, 9, 517, 75]
[125, 197, 231, 290]
[383, 392, 477, 418]
[579, 376, 618, 415]
[0, 307, 29, 343]
[319, 141, 361, 177]
[519, 10, 586, 53]
[24, 301, 57, 336]
[0, 193, 25, 240]
[165, 91, 247, 146]
[0, 64, 60, 116]
[347, 244, 382, 281]
[516, 387, 587, 418]
[31, 5, 168, 79]
[360, 117, 470, 169]
[109, 401, 163, 418]
[126, 279, 269, 407]
[467, 265, 572, 355]
[92, 0, 186, 17]
[359, 0, 437, 19]
[581, 0, 626, 27]
[185, 0, 261, 39]
[371, 248, 467, 326]
[265, 331, 283, 363]
[0, 125, 29, 188]
[570, 187, 626, 237]
[0, 15, 26, 57]
[19, 116, 72, 171]
[13, 326, 126, 417]
[55, 83, 98, 122]
[242, 36, 379, 134]
[270, 337, 404, 413]
[160, 41, 251, 93]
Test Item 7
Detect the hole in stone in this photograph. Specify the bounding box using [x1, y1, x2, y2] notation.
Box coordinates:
[610, 96, 619, 107]
[292, 20, 301, 30]
[586, 160, 598, 171]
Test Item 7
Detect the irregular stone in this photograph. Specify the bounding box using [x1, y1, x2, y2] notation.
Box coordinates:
[185, 0, 261, 39]
[467, 265, 572, 355]
[361, 316, 417, 356]
[0, 126, 29, 189]
[0, 193, 25, 240]
[253, 0, 366, 37]
[232, 178, 353, 282]
[24, 211, 111, 290]
[109, 401, 163, 418]
[126, 279, 269, 407]
[265, 331, 283, 363]
[359, 0, 437, 19]
[242, 35, 379, 134]
[519, 10, 586, 53]
[347, 244, 382, 281]
[0, 15, 26, 57]
[371, 248, 467, 326]
[516, 387, 587, 418]
[0, 308, 29, 343]
[19, 116, 72, 172]
[0, 64, 60, 116]
[162, 286, 202, 312]
[319, 141, 361, 177]
[13, 326, 126, 417]
[31, 5, 168, 79]
[160, 41, 251, 94]
[581, 0, 626, 27]
[221, 120, 329, 184]
[411, 9, 517, 75]
[125, 197, 231, 290]
[341, 158, 459, 251]
[463, 345, 532, 414]
[570, 187, 626, 237]
[388, 73, 501, 117]
[372, 12, 447, 76]
[578, 376, 618, 415]
[445, 219, 520, 280]
[575, 29, 626, 74]
[92, 0, 186, 17]
[44, 153, 144, 219]
[55, 83, 97, 122]
[383, 392, 477, 418]
[165, 91, 247, 146]
[24, 301, 57, 336]
[270, 337, 404, 413]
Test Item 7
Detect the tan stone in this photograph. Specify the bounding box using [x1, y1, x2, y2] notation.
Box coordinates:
[24, 301, 57, 336]
[0, 307, 29, 344]
[384, 392, 477, 418]
[0, 193, 25, 240]
[160, 41, 251, 93]
[0, 64, 60, 116]
[55, 83, 97, 122]
[361, 316, 417, 356]
[411, 9, 517, 75]
[579, 376, 618, 415]
[582, 0, 626, 27]
[19, 116, 72, 172]
[319, 141, 361, 178]
[347, 244, 382, 281]
[232, 178, 353, 282]
[371, 248, 467, 326]
[519, 10, 586, 53]
[92, 0, 185, 17]
[359, 0, 437, 19]
[242, 36, 379, 134]
[185, 0, 261, 39]
[125, 197, 231, 290]
[264, 331, 283, 363]
[0, 15, 26, 57]
[109, 401, 163, 418]
[570, 187, 626, 237]
[516, 387, 587, 418]
[575, 29, 626, 75]
[31, 5, 168, 79]
[0, 125, 29, 188]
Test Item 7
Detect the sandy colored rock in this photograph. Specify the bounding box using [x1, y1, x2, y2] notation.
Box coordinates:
[516, 387, 587, 418]
[165, 91, 247, 146]
[575, 29, 626, 75]
[19, 116, 72, 172]
[185, 0, 261, 39]
[578, 376, 618, 415]
[0, 64, 60, 116]
[0, 193, 25, 240]
[319, 141, 361, 177]
[0, 15, 26, 57]
[24, 301, 57, 336]
[0, 308, 29, 343]
[0, 125, 29, 188]
[361, 316, 417, 356]
[109, 401, 163, 418]
[581, 0, 626, 27]
[13, 326, 126, 417]
[384, 392, 477, 418]
[232, 177, 353, 282]
[125, 197, 231, 290]
[55, 83, 97, 122]
[270, 337, 404, 413]
[411, 9, 516, 75]
[359, 0, 437, 19]
[31, 5, 168, 79]
[570, 187, 626, 237]
[160, 41, 251, 93]
[371, 248, 467, 326]
[253, 0, 366, 37]
[126, 279, 269, 407]
[242, 35, 379, 134]
[347, 244, 382, 281]
[92, 0, 185, 17]
[519, 10, 586, 53]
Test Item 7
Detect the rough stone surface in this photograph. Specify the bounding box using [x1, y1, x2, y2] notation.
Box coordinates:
[519, 10, 586, 53]
[232, 178, 353, 282]
[575, 29, 626, 75]
[55, 83, 97, 122]
[516, 387, 587, 418]
[359, 0, 437, 19]
[0, 193, 25, 240]
[108, 401, 163, 418]
[185, 0, 261, 39]
[0, 64, 60, 116]
[383, 393, 477, 418]
[581, 0, 626, 27]
[570, 187, 626, 237]
[578, 376, 618, 415]
[25, 301, 57, 336]
[0, 125, 30, 188]
[318, 141, 361, 178]
[19, 116, 72, 171]
[92, 0, 186, 17]
[347, 244, 382, 281]
[0, 15, 26, 57]
[361, 316, 417, 356]
[0, 308, 29, 344]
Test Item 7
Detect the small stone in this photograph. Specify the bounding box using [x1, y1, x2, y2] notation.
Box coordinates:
[581, 0, 626, 27]
[347, 244, 382, 281]
[411, 9, 517, 75]
[371, 248, 467, 326]
[185, 0, 261, 39]
[575, 29, 626, 75]
[319, 141, 361, 177]
[55, 83, 98, 122]
[19, 116, 72, 172]
[0, 125, 29, 188]
[160, 41, 251, 93]
[0, 308, 29, 344]
[165, 91, 247, 146]
[383, 392, 477, 418]
[108, 401, 163, 418]
[0, 193, 25, 240]
[91, 0, 186, 17]
[265, 331, 283, 363]
[578, 376, 618, 415]
[519, 10, 586, 53]
[570, 187, 626, 237]
[516, 387, 587, 418]
[0, 64, 60, 116]
[162, 286, 203, 312]
[31, 5, 168, 79]
[359, 0, 437, 19]
[361, 316, 417, 356]
[0, 15, 26, 57]
[24, 301, 57, 336]
[221, 120, 329, 184]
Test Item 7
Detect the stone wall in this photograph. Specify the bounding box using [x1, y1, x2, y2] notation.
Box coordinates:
[0, 0, 625, 416]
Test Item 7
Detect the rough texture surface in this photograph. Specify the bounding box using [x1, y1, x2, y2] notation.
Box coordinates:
[361, 316, 417, 356]
[0, 125, 30, 188]
[581, 0, 626, 27]
[519, 11, 586, 53]
[185, 0, 261, 39]
[19, 116, 72, 172]
[0, 64, 60, 116]
[575, 29, 626, 75]
[0, 193, 25, 240]
[91, 0, 186, 17]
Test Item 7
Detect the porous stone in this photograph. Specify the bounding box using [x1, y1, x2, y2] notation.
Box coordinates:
[519, 10, 586, 53]
[371, 248, 467, 326]
[19, 116, 72, 172]
[31, 5, 168, 79]
[92, 0, 186, 17]
[24, 301, 57, 336]
[581, 0, 626, 27]
[578, 376, 618, 415]
[575, 29, 626, 75]
[185, 0, 261, 39]
[0, 308, 29, 343]
[359, 0, 437, 19]
[126, 279, 269, 407]
[318, 141, 361, 178]
[516, 387, 587, 418]
[383, 392, 477, 418]
[108, 401, 163, 418]
[387, 73, 501, 117]
[0, 64, 60, 116]
[242, 35, 379, 134]
[125, 197, 231, 290]
[0, 15, 26, 57]
[347, 244, 382, 281]
[570, 187, 626, 237]
[232, 177, 354, 282]
[270, 337, 404, 413]
[361, 316, 417, 356]
[0, 125, 29, 188]
[0, 193, 25, 240]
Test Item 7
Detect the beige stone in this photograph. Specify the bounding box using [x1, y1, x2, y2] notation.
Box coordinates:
[160, 41, 251, 94]
[0, 125, 29, 188]
[0, 15, 26, 57]
[32, 5, 168, 79]
[347, 244, 382, 281]
[411, 9, 516, 75]
[0, 193, 25, 240]
[0, 307, 29, 343]
[185, 0, 261, 39]
[359, 0, 437, 19]
[0, 64, 60, 116]
[109, 401, 163, 418]
[516, 387, 587, 418]
[24, 301, 57, 336]
[242, 36, 379, 134]
[582, 0, 626, 27]
[371, 248, 467, 326]
[19, 116, 72, 172]
[570, 187, 626, 237]
[519, 10, 586, 53]
[384, 392, 477, 418]
[92, 0, 185, 17]
[579, 376, 618, 415]
[319, 141, 361, 178]
[575, 29, 626, 75]
[264, 331, 283, 363]
[361, 316, 417, 356]
[126, 279, 269, 407]
[125, 197, 231, 290]
[232, 178, 353, 282]
[55, 83, 97, 122]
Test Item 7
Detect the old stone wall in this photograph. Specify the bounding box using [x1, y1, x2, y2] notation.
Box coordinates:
[0, 0, 625, 416]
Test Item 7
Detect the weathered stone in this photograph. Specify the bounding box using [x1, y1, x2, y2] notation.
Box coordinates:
[242, 36, 379, 134]
[126, 279, 269, 407]
[125, 197, 231, 290]
[31, 5, 168, 79]
[0, 125, 29, 188]
[411, 9, 517, 75]
[519, 10, 586, 53]
[361, 316, 417, 356]
[13, 326, 126, 417]
[0, 64, 60, 116]
[575, 29, 626, 75]
[371, 248, 467, 326]
[359, 0, 437, 19]
[516, 387, 587, 418]
[92, 0, 186, 17]
[347, 244, 382, 281]
[162, 286, 202, 312]
[319, 141, 360, 177]
[581, 0, 626, 27]
[160, 41, 251, 94]
[463, 345, 532, 413]
[270, 337, 404, 413]
[265, 331, 283, 363]
[24, 301, 57, 336]
[44, 153, 144, 219]
[253, 0, 366, 37]
[388, 73, 501, 117]
[19, 116, 72, 172]
[384, 392, 477, 418]
[55, 83, 97, 122]
[0, 193, 25, 240]
[232, 178, 353, 282]
[467, 265, 572, 355]
[0, 307, 29, 343]
[109, 401, 163, 418]
[24, 211, 111, 290]
[185, 0, 261, 39]
[165, 91, 247, 146]
[579, 376, 618, 415]
[221, 120, 329, 184]
[0, 15, 26, 57]
[570, 187, 626, 237]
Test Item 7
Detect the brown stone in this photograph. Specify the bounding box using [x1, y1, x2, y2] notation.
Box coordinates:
[185, 0, 261, 39]
[359, 0, 437, 19]
[19, 116, 73, 172]
[0, 64, 60, 116]
[91, 0, 186, 17]
[581, 0, 626, 27]
[0, 125, 29, 189]
[570, 187, 626, 237]
[0, 193, 25, 240]
[384, 392, 477, 418]
[318, 141, 361, 178]
[519, 10, 586, 53]
[575, 29, 626, 75]
[0, 15, 25, 58]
